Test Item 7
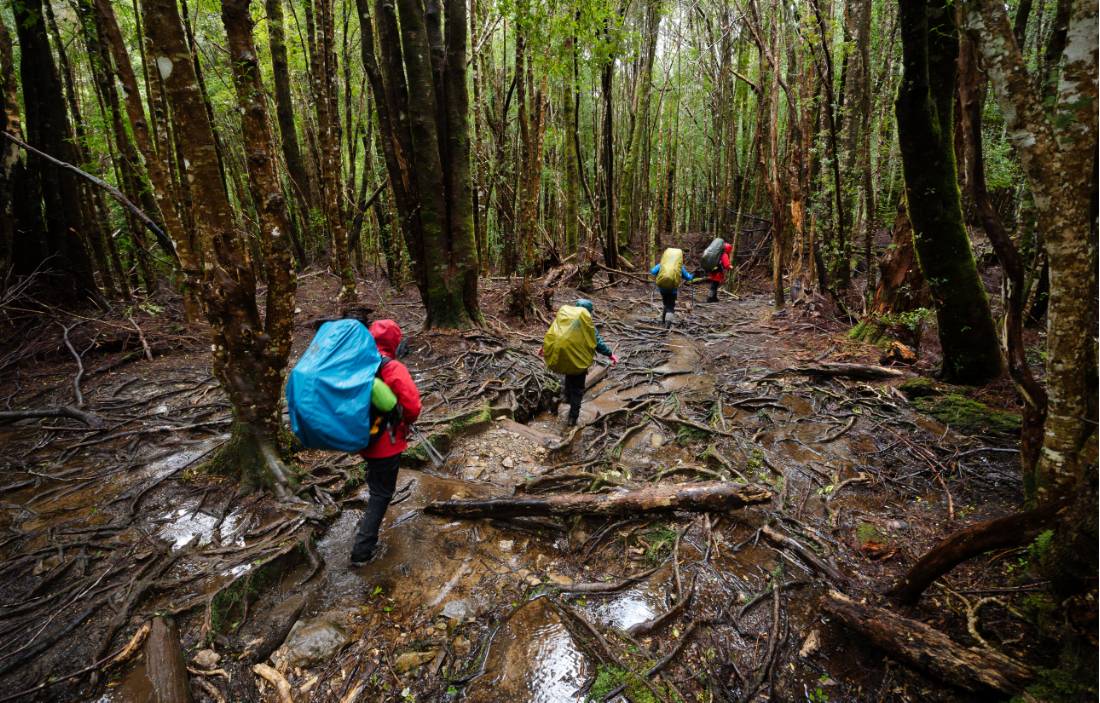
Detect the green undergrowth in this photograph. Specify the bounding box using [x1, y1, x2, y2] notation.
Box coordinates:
[588, 664, 680, 703]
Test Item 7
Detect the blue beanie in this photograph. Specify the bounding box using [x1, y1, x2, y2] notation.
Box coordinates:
[575, 299, 594, 313]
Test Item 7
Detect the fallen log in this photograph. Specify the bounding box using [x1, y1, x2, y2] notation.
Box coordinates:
[145, 616, 193, 703]
[822, 590, 1033, 694]
[0, 406, 105, 428]
[887, 497, 1069, 604]
[425, 481, 772, 519]
[764, 362, 905, 381]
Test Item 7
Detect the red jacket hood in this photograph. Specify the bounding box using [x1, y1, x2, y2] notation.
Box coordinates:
[370, 319, 403, 358]
[723, 243, 732, 254]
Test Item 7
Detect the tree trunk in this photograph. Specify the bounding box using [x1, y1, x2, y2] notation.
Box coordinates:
[143, 0, 294, 497]
[599, 35, 619, 271]
[94, 0, 202, 319]
[0, 13, 19, 270]
[426, 482, 772, 519]
[313, 0, 356, 304]
[357, 0, 480, 327]
[617, 0, 660, 253]
[561, 35, 580, 256]
[11, 0, 98, 304]
[265, 0, 313, 264]
[965, 0, 1097, 501]
[895, 0, 1002, 384]
[822, 590, 1033, 695]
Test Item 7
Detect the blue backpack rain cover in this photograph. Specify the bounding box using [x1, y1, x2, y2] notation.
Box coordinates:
[286, 320, 382, 452]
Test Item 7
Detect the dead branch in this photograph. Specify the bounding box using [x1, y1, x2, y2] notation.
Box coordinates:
[822, 590, 1033, 694]
[761, 524, 845, 583]
[253, 662, 294, 703]
[764, 362, 905, 381]
[425, 482, 773, 520]
[0, 406, 105, 428]
[887, 497, 1069, 605]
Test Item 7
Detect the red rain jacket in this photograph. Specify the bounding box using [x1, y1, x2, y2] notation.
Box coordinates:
[708, 243, 733, 283]
[359, 320, 422, 459]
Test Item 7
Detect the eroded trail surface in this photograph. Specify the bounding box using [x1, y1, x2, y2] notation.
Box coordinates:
[0, 278, 1025, 702]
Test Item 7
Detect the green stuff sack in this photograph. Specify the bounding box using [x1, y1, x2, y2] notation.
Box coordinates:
[371, 377, 397, 413]
[543, 305, 597, 375]
[656, 248, 684, 289]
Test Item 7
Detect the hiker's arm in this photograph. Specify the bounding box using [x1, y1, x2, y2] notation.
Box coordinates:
[594, 330, 613, 357]
[650, 264, 660, 275]
[388, 363, 422, 424]
[682, 267, 694, 281]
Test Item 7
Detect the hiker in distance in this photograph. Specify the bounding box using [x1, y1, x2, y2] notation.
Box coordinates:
[351, 320, 421, 565]
[702, 240, 733, 302]
[541, 299, 618, 426]
[651, 248, 694, 327]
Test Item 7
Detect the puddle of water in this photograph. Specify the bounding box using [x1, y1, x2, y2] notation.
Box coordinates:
[157, 506, 242, 550]
[584, 589, 658, 630]
[465, 598, 590, 703]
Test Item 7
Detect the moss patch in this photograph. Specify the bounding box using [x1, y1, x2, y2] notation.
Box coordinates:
[911, 393, 1021, 435]
[898, 376, 940, 398]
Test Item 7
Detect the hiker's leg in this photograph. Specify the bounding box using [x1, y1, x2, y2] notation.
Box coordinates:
[564, 373, 586, 425]
[708, 280, 719, 302]
[351, 455, 400, 560]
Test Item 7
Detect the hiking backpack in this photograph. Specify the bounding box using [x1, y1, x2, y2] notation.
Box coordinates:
[286, 319, 389, 451]
[543, 305, 597, 375]
[700, 238, 726, 272]
[655, 248, 685, 289]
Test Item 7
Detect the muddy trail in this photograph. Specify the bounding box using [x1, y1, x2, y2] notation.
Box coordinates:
[0, 274, 1033, 702]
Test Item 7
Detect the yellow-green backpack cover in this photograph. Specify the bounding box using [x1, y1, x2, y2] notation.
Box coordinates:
[656, 248, 684, 289]
[543, 305, 597, 375]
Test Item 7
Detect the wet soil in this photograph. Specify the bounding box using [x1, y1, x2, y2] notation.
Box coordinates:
[0, 272, 1041, 703]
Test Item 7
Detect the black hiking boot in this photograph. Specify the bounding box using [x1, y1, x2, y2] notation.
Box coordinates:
[350, 542, 387, 567]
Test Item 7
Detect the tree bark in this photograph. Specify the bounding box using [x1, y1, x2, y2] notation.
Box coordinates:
[823, 590, 1033, 694]
[896, 0, 1002, 384]
[617, 0, 660, 252]
[425, 482, 772, 519]
[0, 12, 21, 271]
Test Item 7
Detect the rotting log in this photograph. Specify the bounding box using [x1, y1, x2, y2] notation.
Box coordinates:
[145, 616, 192, 703]
[822, 590, 1033, 695]
[425, 481, 772, 519]
[887, 497, 1069, 604]
[765, 363, 905, 381]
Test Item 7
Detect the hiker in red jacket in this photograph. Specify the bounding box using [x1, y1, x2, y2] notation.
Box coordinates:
[706, 243, 733, 302]
[350, 319, 422, 566]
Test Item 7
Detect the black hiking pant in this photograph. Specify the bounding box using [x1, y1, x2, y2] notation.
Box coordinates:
[707, 280, 721, 302]
[351, 454, 400, 561]
[563, 372, 587, 425]
[658, 288, 678, 321]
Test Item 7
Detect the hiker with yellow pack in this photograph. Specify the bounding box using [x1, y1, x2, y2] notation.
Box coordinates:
[541, 299, 618, 426]
[650, 248, 694, 328]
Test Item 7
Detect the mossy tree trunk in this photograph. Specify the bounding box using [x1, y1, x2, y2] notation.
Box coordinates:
[356, 0, 481, 327]
[963, 0, 1097, 506]
[895, 0, 1002, 384]
[144, 0, 296, 498]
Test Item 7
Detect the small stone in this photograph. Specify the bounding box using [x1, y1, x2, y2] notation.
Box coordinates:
[275, 613, 350, 668]
[442, 600, 471, 621]
[525, 574, 542, 586]
[885, 519, 909, 531]
[394, 650, 437, 673]
[649, 432, 665, 448]
[798, 630, 820, 658]
[516, 568, 530, 580]
[498, 540, 514, 552]
[192, 649, 220, 669]
[501, 456, 515, 469]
